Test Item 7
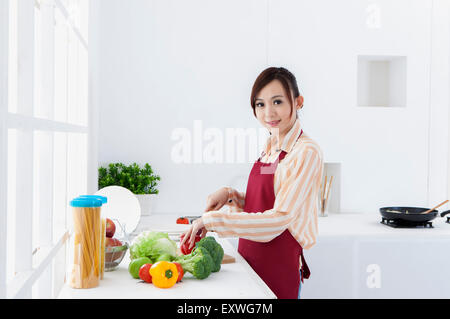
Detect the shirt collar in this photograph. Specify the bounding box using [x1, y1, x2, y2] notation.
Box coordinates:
[262, 118, 303, 156]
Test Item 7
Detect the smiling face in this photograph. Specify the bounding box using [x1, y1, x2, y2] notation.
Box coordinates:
[254, 79, 303, 140]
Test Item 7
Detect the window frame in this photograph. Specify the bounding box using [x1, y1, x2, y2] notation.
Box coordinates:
[0, 0, 10, 300]
[1, 0, 97, 299]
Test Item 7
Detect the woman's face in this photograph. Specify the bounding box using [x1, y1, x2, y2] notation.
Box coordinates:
[254, 79, 303, 138]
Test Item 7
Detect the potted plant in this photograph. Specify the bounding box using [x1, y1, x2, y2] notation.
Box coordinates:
[98, 162, 160, 216]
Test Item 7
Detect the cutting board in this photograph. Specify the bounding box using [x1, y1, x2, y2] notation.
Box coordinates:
[176, 248, 235, 264]
[221, 253, 235, 264]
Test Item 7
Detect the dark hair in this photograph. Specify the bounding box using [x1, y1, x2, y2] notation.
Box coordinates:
[250, 67, 301, 118]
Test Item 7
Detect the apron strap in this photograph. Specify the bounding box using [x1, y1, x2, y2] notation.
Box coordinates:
[300, 253, 310, 283]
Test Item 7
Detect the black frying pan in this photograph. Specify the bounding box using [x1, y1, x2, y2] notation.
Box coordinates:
[379, 206, 450, 223]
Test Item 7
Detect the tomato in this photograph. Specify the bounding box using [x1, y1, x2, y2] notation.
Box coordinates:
[138, 263, 153, 283]
[177, 217, 189, 224]
[172, 262, 184, 283]
[180, 234, 202, 255]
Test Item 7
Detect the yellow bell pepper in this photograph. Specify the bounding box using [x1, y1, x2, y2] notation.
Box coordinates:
[149, 261, 179, 288]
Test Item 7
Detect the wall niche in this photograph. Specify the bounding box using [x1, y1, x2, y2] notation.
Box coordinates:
[357, 55, 407, 107]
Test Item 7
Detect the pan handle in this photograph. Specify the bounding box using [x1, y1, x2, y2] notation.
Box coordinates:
[440, 210, 450, 217]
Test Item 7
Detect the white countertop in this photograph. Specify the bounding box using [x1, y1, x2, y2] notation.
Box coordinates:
[58, 212, 450, 299]
[58, 231, 276, 299]
[316, 212, 450, 239]
[302, 212, 450, 298]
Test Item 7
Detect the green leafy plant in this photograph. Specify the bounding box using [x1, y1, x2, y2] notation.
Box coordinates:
[98, 162, 160, 194]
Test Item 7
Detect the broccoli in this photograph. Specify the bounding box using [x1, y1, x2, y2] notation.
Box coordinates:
[174, 247, 214, 279]
[195, 236, 224, 272]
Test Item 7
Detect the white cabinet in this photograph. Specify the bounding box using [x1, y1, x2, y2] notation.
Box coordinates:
[300, 213, 450, 298]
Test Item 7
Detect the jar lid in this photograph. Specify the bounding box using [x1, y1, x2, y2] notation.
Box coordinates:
[77, 195, 108, 204]
[70, 197, 103, 208]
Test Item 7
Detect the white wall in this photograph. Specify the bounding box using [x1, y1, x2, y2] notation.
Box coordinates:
[94, 0, 450, 215]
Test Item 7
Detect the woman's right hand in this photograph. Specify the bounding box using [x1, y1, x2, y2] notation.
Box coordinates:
[204, 187, 229, 212]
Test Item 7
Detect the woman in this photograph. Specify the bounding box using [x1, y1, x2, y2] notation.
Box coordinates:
[180, 67, 324, 299]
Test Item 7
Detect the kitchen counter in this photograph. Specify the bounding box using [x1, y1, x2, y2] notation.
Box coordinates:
[58, 226, 276, 299]
[59, 212, 450, 299]
[300, 212, 450, 298]
[316, 211, 450, 237]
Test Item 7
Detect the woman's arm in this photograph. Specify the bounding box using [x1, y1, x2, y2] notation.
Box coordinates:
[202, 146, 323, 243]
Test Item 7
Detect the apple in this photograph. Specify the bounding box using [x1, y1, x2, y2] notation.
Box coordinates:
[105, 237, 124, 263]
[105, 218, 116, 238]
[105, 237, 122, 247]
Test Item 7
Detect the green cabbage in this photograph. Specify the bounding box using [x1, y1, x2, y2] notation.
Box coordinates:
[130, 231, 177, 261]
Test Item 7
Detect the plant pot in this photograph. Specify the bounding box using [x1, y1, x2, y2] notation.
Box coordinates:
[135, 194, 156, 216]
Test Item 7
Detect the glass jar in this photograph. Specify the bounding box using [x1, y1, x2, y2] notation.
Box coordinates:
[68, 197, 103, 289]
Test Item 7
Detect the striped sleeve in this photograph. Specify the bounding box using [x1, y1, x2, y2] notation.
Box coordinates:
[202, 147, 322, 242]
[225, 187, 245, 212]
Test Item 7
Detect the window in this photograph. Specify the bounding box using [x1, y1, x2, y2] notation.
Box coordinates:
[0, 0, 92, 298]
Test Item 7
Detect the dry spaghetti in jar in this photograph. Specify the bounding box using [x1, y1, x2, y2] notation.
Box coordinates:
[69, 197, 103, 289]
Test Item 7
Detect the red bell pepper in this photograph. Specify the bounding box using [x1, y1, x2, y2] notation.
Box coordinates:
[180, 234, 202, 255]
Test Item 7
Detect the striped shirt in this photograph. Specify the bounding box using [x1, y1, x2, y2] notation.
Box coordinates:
[202, 118, 324, 250]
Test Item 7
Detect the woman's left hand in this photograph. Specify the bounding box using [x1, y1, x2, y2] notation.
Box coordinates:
[180, 217, 207, 250]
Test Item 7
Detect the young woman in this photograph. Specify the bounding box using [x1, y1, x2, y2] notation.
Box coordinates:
[180, 67, 324, 299]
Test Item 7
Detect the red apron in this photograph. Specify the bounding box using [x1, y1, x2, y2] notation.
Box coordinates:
[238, 130, 310, 299]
